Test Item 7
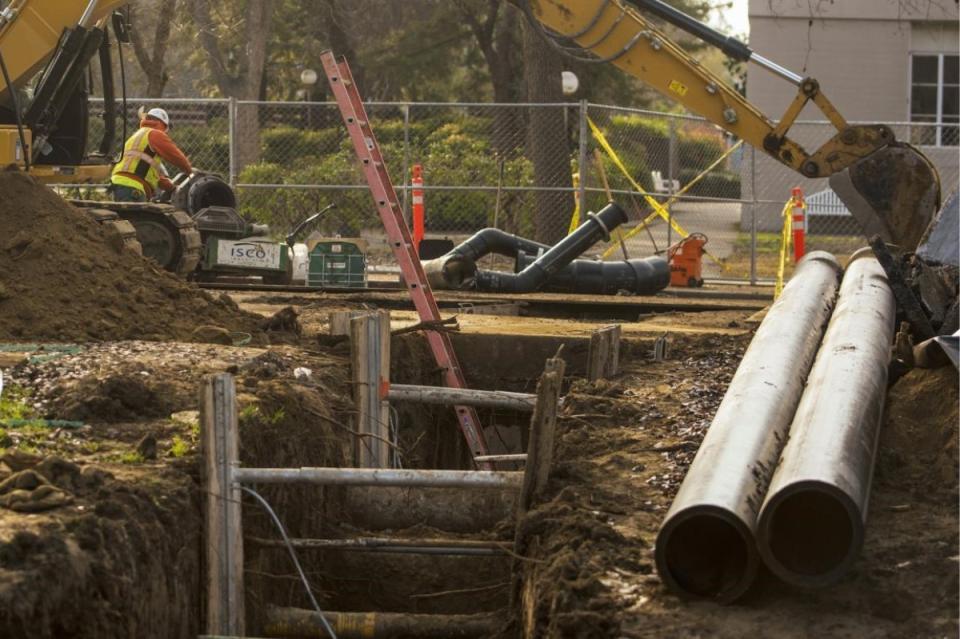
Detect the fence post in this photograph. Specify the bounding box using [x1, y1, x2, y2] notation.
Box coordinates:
[577, 100, 588, 213]
[402, 103, 411, 218]
[749, 146, 758, 286]
[667, 117, 678, 250]
[228, 97, 237, 187]
[201, 373, 244, 636]
[351, 310, 392, 468]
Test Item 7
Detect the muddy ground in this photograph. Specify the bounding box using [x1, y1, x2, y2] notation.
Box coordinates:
[0, 277, 954, 638]
[513, 333, 958, 639]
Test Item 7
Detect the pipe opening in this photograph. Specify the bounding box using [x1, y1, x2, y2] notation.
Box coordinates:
[765, 490, 855, 577]
[659, 513, 752, 600]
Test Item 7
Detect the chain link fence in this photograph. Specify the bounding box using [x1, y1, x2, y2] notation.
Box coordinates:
[80, 98, 959, 282]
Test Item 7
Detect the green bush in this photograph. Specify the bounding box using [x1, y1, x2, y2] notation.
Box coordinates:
[678, 169, 741, 199]
[236, 117, 540, 235]
[605, 114, 670, 174]
[678, 131, 726, 173]
[260, 126, 342, 164]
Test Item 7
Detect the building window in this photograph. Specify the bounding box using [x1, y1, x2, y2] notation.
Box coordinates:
[910, 53, 959, 146]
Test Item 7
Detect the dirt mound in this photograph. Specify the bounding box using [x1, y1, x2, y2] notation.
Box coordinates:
[878, 365, 959, 492]
[0, 169, 261, 342]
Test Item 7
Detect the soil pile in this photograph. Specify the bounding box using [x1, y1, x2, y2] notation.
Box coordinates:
[0, 169, 261, 341]
[879, 365, 959, 492]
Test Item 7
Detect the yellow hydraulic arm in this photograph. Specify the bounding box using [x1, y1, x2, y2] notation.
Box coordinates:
[526, 0, 896, 179]
[525, 0, 942, 249]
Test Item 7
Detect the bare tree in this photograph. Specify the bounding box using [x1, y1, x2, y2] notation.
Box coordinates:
[190, 0, 274, 170]
[522, 19, 574, 245]
[128, 0, 178, 98]
[455, 0, 524, 156]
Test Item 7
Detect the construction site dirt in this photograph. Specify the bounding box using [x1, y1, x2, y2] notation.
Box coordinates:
[0, 178, 955, 638]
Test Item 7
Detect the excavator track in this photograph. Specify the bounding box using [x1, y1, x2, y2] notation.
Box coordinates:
[70, 200, 202, 275]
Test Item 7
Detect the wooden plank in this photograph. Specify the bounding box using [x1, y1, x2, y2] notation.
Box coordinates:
[512, 357, 565, 633]
[201, 374, 244, 636]
[351, 310, 392, 467]
[587, 324, 622, 381]
[518, 356, 565, 512]
[329, 310, 365, 336]
[387, 384, 536, 412]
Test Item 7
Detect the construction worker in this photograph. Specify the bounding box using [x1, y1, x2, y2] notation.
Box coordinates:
[110, 107, 192, 202]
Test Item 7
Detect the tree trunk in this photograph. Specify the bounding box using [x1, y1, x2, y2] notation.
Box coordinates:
[522, 21, 573, 245]
[321, 0, 363, 98]
[128, 0, 177, 98]
[190, 0, 274, 171]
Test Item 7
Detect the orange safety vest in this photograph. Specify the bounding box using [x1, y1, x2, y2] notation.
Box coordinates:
[110, 127, 162, 195]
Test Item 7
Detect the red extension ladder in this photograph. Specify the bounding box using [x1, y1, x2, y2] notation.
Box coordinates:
[319, 51, 492, 469]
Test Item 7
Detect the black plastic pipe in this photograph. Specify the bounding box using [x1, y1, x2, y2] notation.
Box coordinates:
[421, 228, 548, 289]
[514, 251, 670, 295]
[448, 227, 549, 262]
[473, 202, 628, 293]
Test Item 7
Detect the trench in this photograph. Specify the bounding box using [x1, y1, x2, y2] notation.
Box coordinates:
[240, 329, 635, 638]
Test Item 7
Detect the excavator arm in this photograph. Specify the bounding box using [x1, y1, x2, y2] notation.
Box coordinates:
[0, 0, 129, 176]
[525, 0, 941, 249]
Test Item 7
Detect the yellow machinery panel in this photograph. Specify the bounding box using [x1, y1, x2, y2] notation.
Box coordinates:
[0, 126, 30, 166]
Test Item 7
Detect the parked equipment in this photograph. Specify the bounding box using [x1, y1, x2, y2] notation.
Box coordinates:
[667, 233, 707, 288]
[307, 239, 367, 288]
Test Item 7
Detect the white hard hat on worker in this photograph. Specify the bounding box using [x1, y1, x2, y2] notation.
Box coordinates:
[145, 107, 171, 129]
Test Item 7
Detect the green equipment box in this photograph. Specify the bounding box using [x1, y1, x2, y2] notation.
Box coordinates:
[308, 240, 367, 288]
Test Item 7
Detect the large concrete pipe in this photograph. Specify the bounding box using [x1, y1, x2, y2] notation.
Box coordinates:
[473, 202, 628, 293]
[514, 251, 671, 295]
[756, 249, 895, 587]
[654, 251, 842, 603]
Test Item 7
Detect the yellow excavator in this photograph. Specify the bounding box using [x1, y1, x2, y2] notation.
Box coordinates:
[0, 0, 943, 268]
[522, 0, 941, 251]
[0, 0, 203, 274]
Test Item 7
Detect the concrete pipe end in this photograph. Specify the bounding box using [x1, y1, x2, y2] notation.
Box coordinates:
[757, 480, 864, 588]
[847, 245, 891, 266]
[797, 250, 843, 276]
[654, 506, 759, 604]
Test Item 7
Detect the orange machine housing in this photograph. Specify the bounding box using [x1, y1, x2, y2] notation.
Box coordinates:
[669, 234, 707, 287]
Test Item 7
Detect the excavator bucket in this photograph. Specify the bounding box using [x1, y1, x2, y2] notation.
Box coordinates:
[829, 143, 941, 251]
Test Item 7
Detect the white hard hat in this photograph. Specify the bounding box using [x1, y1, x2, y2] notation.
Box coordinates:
[146, 107, 170, 128]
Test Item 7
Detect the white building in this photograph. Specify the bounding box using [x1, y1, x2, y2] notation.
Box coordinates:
[742, 0, 959, 231]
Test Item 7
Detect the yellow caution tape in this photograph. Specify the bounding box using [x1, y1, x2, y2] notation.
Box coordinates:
[588, 118, 690, 236]
[774, 197, 795, 299]
[567, 172, 581, 235]
[603, 139, 744, 260]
